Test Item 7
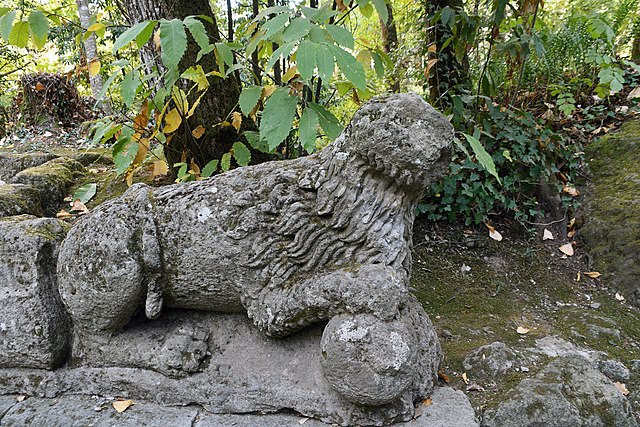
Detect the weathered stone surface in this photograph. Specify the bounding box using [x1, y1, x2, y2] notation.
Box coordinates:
[598, 359, 631, 382]
[581, 119, 640, 305]
[0, 184, 43, 217]
[417, 387, 479, 427]
[12, 157, 84, 215]
[0, 153, 58, 182]
[463, 342, 520, 378]
[482, 355, 638, 427]
[54, 93, 452, 424]
[0, 215, 70, 369]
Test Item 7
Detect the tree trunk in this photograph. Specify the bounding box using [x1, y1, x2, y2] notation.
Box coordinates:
[632, 19, 640, 60]
[380, 2, 400, 93]
[425, 0, 470, 110]
[76, 0, 111, 113]
[122, 0, 267, 170]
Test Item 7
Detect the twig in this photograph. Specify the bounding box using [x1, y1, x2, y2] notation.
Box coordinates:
[525, 214, 566, 227]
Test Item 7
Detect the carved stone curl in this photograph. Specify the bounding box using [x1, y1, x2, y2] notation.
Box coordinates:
[57, 93, 453, 411]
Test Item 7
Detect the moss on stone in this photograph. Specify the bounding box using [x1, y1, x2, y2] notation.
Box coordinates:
[0, 184, 43, 217]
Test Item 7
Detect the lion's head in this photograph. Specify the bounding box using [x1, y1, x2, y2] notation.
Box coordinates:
[340, 93, 453, 190]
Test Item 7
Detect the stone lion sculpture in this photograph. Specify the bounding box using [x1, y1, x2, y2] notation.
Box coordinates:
[57, 93, 453, 407]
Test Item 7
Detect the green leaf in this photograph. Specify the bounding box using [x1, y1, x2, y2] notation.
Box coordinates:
[308, 24, 328, 43]
[299, 108, 319, 153]
[232, 141, 251, 166]
[201, 159, 219, 177]
[113, 20, 156, 52]
[371, 0, 388, 23]
[184, 16, 210, 52]
[121, 71, 141, 108]
[463, 133, 501, 184]
[329, 45, 367, 92]
[215, 42, 234, 66]
[239, 85, 262, 116]
[372, 51, 384, 78]
[159, 19, 188, 69]
[244, 131, 271, 152]
[72, 183, 97, 204]
[221, 152, 232, 172]
[28, 10, 48, 39]
[307, 102, 343, 140]
[252, 6, 291, 23]
[296, 40, 317, 81]
[262, 13, 290, 40]
[266, 42, 295, 72]
[283, 17, 312, 43]
[260, 87, 298, 151]
[95, 70, 120, 103]
[0, 10, 16, 42]
[325, 24, 354, 49]
[8, 21, 30, 48]
[316, 44, 334, 83]
[360, 3, 374, 18]
[0, 8, 10, 18]
[113, 127, 136, 175]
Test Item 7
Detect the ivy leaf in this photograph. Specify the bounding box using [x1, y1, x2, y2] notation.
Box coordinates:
[0, 10, 15, 42]
[121, 71, 141, 108]
[159, 19, 187, 69]
[28, 10, 48, 42]
[113, 20, 156, 52]
[329, 44, 367, 92]
[299, 108, 319, 153]
[232, 141, 251, 166]
[8, 21, 30, 48]
[283, 17, 312, 43]
[221, 152, 232, 172]
[296, 40, 317, 81]
[463, 133, 501, 184]
[307, 102, 343, 140]
[184, 16, 210, 52]
[325, 24, 354, 49]
[72, 183, 97, 204]
[316, 44, 334, 83]
[371, 0, 389, 23]
[239, 85, 263, 116]
[260, 87, 298, 151]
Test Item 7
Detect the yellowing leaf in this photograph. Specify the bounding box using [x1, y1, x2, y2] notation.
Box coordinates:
[424, 58, 438, 76]
[261, 85, 276, 99]
[164, 108, 182, 134]
[584, 271, 601, 279]
[153, 28, 161, 50]
[152, 160, 169, 178]
[282, 65, 299, 83]
[112, 399, 135, 413]
[614, 382, 629, 396]
[428, 44, 437, 53]
[191, 125, 205, 139]
[231, 111, 242, 131]
[133, 138, 150, 165]
[543, 229, 554, 240]
[88, 59, 100, 76]
[516, 326, 530, 334]
[559, 243, 574, 256]
[133, 100, 149, 134]
[87, 22, 106, 32]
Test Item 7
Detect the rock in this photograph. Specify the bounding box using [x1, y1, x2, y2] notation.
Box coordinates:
[581, 119, 640, 306]
[52, 94, 451, 424]
[598, 359, 631, 382]
[0, 153, 58, 182]
[12, 157, 84, 215]
[482, 355, 638, 427]
[0, 184, 43, 217]
[0, 396, 198, 427]
[417, 386, 479, 427]
[0, 215, 70, 369]
[527, 335, 600, 363]
[463, 342, 520, 378]
[0, 395, 16, 419]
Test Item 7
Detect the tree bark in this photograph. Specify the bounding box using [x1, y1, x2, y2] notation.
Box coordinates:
[121, 0, 267, 170]
[380, 1, 400, 93]
[632, 19, 640, 60]
[76, 0, 111, 113]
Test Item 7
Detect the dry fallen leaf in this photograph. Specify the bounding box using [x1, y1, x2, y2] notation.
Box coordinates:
[559, 243, 574, 256]
[516, 326, 530, 335]
[462, 372, 469, 384]
[56, 209, 73, 219]
[191, 125, 206, 139]
[627, 86, 640, 100]
[615, 293, 625, 301]
[485, 223, 503, 241]
[567, 230, 576, 239]
[584, 271, 601, 279]
[70, 200, 89, 215]
[614, 382, 629, 396]
[543, 229, 554, 240]
[438, 370, 450, 383]
[231, 111, 242, 131]
[35, 82, 46, 92]
[16, 395, 26, 402]
[112, 399, 135, 413]
[152, 160, 169, 179]
[576, 271, 581, 282]
[466, 382, 485, 392]
[562, 185, 580, 197]
[422, 397, 433, 407]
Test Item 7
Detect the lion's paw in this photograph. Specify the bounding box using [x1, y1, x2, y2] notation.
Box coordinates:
[320, 314, 418, 405]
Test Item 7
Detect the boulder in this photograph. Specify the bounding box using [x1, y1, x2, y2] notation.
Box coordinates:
[463, 342, 520, 378]
[482, 355, 637, 427]
[0, 153, 58, 182]
[0, 184, 43, 217]
[581, 119, 640, 305]
[0, 215, 70, 369]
